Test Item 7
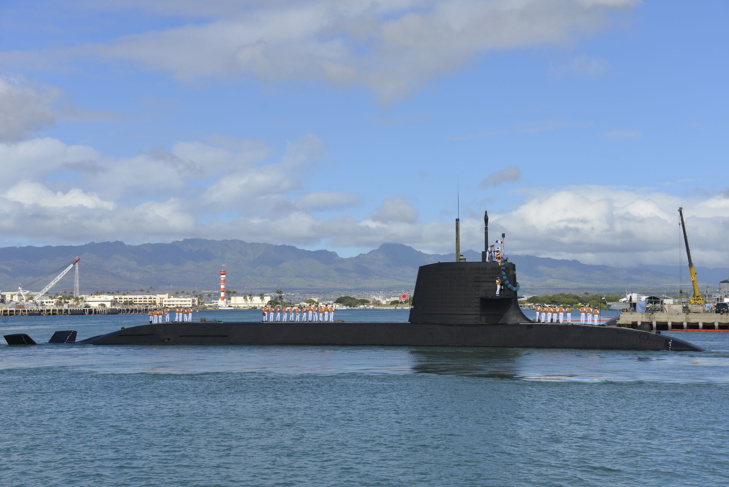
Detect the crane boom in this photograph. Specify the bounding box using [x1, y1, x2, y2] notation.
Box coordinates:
[678, 208, 704, 305]
[34, 257, 80, 303]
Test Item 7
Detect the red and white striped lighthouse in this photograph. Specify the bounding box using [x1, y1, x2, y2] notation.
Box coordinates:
[219, 267, 227, 307]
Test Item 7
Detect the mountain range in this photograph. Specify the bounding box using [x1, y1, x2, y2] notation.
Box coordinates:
[1, 239, 727, 298]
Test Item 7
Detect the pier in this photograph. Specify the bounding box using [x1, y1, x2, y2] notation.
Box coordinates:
[617, 312, 729, 331]
[0, 306, 153, 317]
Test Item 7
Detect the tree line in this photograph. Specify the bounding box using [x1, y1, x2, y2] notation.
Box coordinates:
[525, 293, 623, 308]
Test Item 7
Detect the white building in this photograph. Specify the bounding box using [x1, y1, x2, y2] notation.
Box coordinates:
[84, 293, 174, 308]
[228, 294, 271, 308]
[84, 295, 116, 308]
[162, 296, 199, 308]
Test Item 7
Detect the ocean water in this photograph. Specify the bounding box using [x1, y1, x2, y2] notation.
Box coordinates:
[1, 309, 728, 487]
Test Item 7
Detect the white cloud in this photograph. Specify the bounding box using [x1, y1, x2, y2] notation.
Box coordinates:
[481, 166, 522, 188]
[4, 133, 727, 268]
[4, 181, 115, 210]
[0, 77, 56, 141]
[370, 197, 419, 224]
[0, 137, 101, 187]
[491, 186, 727, 266]
[8, 0, 640, 104]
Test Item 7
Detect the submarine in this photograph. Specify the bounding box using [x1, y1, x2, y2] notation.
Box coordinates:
[4, 211, 701, 351]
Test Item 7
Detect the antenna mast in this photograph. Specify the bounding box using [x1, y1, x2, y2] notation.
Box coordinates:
[455, 179, 462, 262]
[482, 211, 489, 262]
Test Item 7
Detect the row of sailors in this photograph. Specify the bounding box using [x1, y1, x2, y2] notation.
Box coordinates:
[263, 305, 335, 322]
[535, 305, 601, 325]
[149, 308, 194, 324]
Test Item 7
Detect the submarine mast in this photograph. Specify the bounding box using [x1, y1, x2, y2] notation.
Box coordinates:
[455, 217, 463, 262]
[482, 211, 489, 262]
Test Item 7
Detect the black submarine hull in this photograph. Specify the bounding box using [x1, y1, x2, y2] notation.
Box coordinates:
[81, 321, 701, 351]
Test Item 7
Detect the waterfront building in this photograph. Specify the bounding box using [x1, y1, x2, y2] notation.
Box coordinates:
[227, 294, 271, 308]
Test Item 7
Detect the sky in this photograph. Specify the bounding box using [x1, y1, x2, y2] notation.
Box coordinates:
[0, 0, 727, 267]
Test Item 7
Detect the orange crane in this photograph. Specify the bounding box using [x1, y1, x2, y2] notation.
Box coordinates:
[678, 208, 704, 305]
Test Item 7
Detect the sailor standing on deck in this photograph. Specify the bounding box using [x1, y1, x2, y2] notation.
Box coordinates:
[579, 305, 586, 324]
[566, 306, 572, 324]
[593, 307, 600, 325]
[558, 306, 564, 323]
[586, 306, 593, 325]
[540, 305, 547, 323]
[546, 306, 553, 324]
[495, 278, 501, 296]
[329, 305, 335, 322]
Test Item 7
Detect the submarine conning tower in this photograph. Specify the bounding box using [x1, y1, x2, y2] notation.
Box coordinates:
[408, 210, 530, 325]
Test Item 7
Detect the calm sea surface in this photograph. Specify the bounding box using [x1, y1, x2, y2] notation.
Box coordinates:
[2, 309, 728, 486]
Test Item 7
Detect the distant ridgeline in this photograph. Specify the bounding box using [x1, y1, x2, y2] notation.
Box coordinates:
[0, 239, 726, 294]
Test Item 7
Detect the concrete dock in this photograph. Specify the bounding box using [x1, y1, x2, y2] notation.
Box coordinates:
[617, 311, 729, 331]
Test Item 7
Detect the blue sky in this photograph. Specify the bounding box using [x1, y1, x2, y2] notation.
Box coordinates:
[0, 0, 727, 266]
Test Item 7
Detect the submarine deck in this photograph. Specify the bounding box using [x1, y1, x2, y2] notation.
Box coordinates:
[80, 321, 701, 351]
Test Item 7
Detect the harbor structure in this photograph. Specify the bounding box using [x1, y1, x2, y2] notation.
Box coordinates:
[219, 267, 227, 308]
